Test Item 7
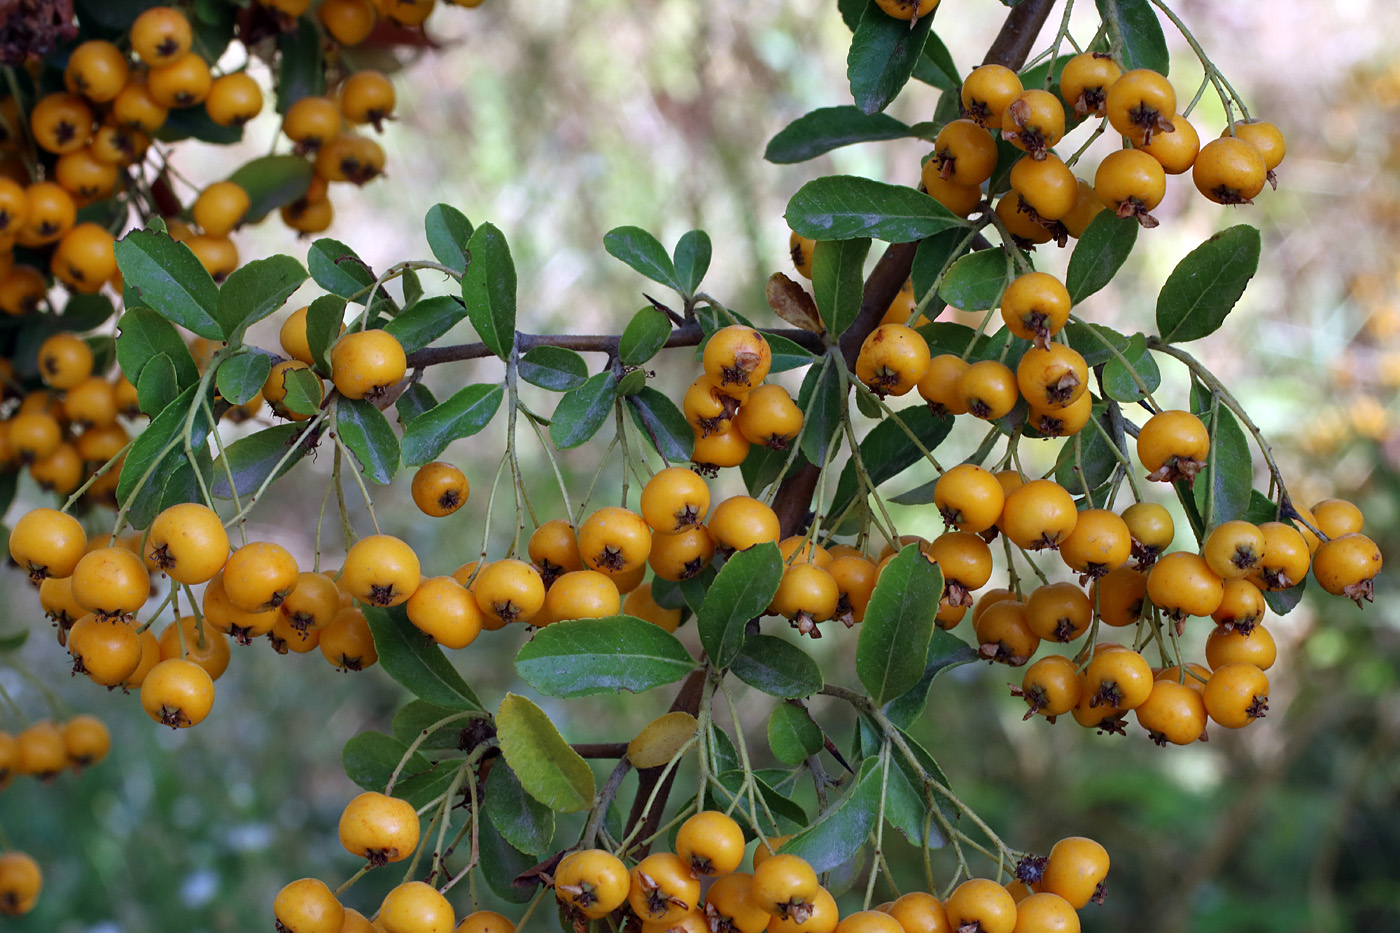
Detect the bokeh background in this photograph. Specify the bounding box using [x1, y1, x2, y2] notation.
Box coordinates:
[2, 0, 1399, 930]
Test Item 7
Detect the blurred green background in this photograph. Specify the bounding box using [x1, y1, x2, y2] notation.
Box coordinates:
[2, 0, 1399, 930]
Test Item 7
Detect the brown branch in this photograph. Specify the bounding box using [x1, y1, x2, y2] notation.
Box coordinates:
[982, 0, 1056, 68]
[623, 667, 708, 858]
[403, 322, 825, 370]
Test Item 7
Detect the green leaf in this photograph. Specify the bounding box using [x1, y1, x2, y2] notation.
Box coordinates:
[226, 156, 314, 224]
[781, 759, 881, 871]
[767, 703, 824, 766]
[1064, 321, 1132, 367]
[740, 444, 805, 499]
[425, 204, 474, 273]
[1054, 403, 1119, 493]
[1102, 333, 1160, 403]
[364, 605, 483, 710]
[918, 321, 985, 359]
[484, 760, 556, 856]
[889, 726, 955, 837]
[938, 248, 1008, 311]
[550, 371, 618, 449]
[514, 615, 696, 697]
[391, 764, 462, 811]
[882, 751, 932, 846]
[396, 383, 438, 427]
[603, 226, 682, 294]
[305, 294, 345, 375]
[764, 106, 912, 164]
[617, 368, 646, 397]
[1095, 0, 1170, 75]
[619, 307, 673, 366]
[114, 229, 223, 339]
[848, 2, 936, 115]
[911, 31, 960, 89]
[830, 404, 953, 521]
[1066, 212, 1139, 304]
[211, 424, 316, 498]
[910, 228, 968, 310]
[1191, 387, 1253, 526]
[60, 293, 116, 331]
[812, 237, 871, 338]
[495, 693, 595, 813]
[673, 230, 712, 296]
[0, 630, 28, 653]
[279, 367, 323, 417]
[308, 238, 376, 303]
[886, 629, 981, 729]
[215, 351, 271, 406]
[786, 175, 965, 243]
[705, 770, 808, 835]
[383, 295, 467, 354]
[857, 545, 942, 705]
[391, 700, 466, 751]
[135, 353, 180, 417]
[798, 359, 843, 465]
[401, 383, 505, 466]
[1263, 578, 1305, 616]
[276, 18, 325, 113]
[767, 332, 818, 373]
[838, 0, 866, 30]
[116, 305, 200, 383]
[698, 542, 784, 669]
[730, 635, 824, 698]
[156, 105, 241, 144]
[1241, 490, 1280, 526]
[462, 223, 518, 360]
[519, 345, 589, 392]
[336, 398, 401, 484]
[117, 384, 213, 528]
[215, 254, 308, 340]
[1155, 225, 1262, 343]
[627, 388, 695, 462]
[342, 731, 428, 792]
[477, 817, 536, 904]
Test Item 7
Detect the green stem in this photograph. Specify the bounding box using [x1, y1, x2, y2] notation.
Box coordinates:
[384, 711, 486, 795]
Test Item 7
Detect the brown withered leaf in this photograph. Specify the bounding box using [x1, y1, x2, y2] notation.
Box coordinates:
[766, 273, 824, 334]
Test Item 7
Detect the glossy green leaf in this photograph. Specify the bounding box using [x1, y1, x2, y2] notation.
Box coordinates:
[882, 750, 932, 846]
[939, 248, 1008, 311]
[740, 444, 804, 499]
[550, 371, 617, 449]
[604, 226, 682, 293]
[114, 300, 187, 385]
[766, 332, 817, 373]
[1263, 578, 1306, 616]
[918, 321, 985, 359]
[395, 383, 437, 427]
[786, 175, 965, 243]
[764, 106, 912, 164]
[911, 31, 959, 89]
[383, 295, 467, 354]
[425, 204, 474, 273]
[1191, 386, 1253, 526]
[619, 307, 672, 366]
[781, 758, 880, 871]
[673, 229, 712, 295]
[495, 693, 595, 813]
[1064, 320, 1133, 367]
[462, 223, 517, 359]
[342, 731, 428, 793]
[910, 228, 968, 310]
[812, 237, 871, 338]
[477, 817, 536, 904]
[276, 18, 325, 113]
[730, 634, 824, 699]
[391, 700, 466, 751]
[1102, 333, 1160, 403]
[886, 629, 981, 728]
[848, 2, 935, 114]
[798, 358, 843, 465]
[858, 545, 942, 705]
[767, 703, 824, 766]
[484, 760, 556, 856]
[305, 294, 346, 375]
[136, 353, 179, 417]
[698, 542, 784, 670]
[60, 293, 116, 331]
[627, 388, 695, 462]
[114, 229, 223, 339]
[1066, 211, 1139, 304]
[515, 615, 696, 697]
[1053, 402, 1119, 494]
[215, 351, 271, 407]
[117, 384, 213, 528]
[519, 345, 589, 392]
[401, 383, 504, 465]
[364, 605, 483, 710]
[226, 156, 314, 224]
[215, 254, 308, 340]
[308, 238, 376, 304]
[211, 424, 316, 498]
[279, 367, 323, 417]
[1156, 225, 1262, 343]
[336, 398, 400, 484]
[1095, 0, 1170, 75]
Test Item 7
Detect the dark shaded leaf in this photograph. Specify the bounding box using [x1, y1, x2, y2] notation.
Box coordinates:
[812, 237, 872, 338]
[1095, 0, 1170, 75]
[1102, 333, 1160, 403]
[215, 351, 271, 407]
[308, 238, 376, 303]
[767, 704, 824, 765]
[401, 383, 504, 466]
[211, 423, 316, 498]
[276, 18, 325, 113]
[781, 758, 880, 871]
[731, 635, 824, 698]
[384, 295, 467, 355]
[787, 175, 965, 243]
[136, 353, 179, 417]
[798, 358, 843, 465]
[336, 397, 400, 484]
[484, 760, 556, 856]
[462, 223, 518, 359]
[627, 388, 695, 462]
[343, 731, 427, 792]
[425, 204, 474, 273]
[364, 605, 482, 710]
[886, 629, 980, 728]
[226, 156, 314, 224]
[857, 545, 942, 705]
[1066, 211, 1139, 304]
[305, 294, 345, 375]
[830, 404, 953, 522]
[114, 229, 222, 339]
[215, 254, 307, 340]
[550, 371, 617, 449]
[1156, 226, 1261, 343]
[939, 248, 1008, 311]
[1191, 386, 1253, 526]
[514, 615, 696, 697]
[519, 345, 589, 392]
[604, 226, 681, 294]
[698, 542, 783, 669]
[848, 3, 936, 114]
[673, 230, 712, 296]
[765, 106, 912, 164]
[116, 308, 199, 390]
